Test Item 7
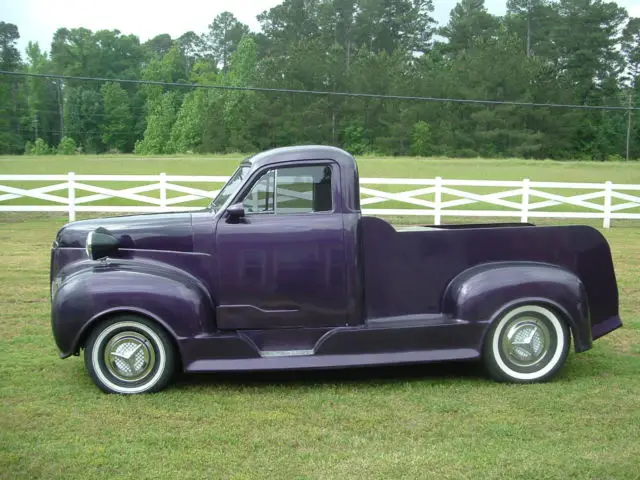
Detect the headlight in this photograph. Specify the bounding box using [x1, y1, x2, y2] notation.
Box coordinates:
[85, 231, 94, 258]
[84, 227, 120, 260]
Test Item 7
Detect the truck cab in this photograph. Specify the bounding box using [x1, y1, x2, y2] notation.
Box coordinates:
[208, 146, 363, 330]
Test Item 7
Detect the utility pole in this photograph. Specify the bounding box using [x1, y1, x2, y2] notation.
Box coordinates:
[56, 80, 64, 139]
[526, 0, 532, 57]
[332, 111, 336, 144]
[626, 92, 632, 161]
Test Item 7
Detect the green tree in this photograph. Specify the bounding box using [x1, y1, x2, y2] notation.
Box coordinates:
[51, 28, 99, 76]
[553, 0, 628, 159]
[257, 0, 322, 57]
[101, 82, 133, 152]
[24, 42, 59, 147]
[140, 45, 188, 95]
[178, 31, 207, 72]
[353, 0, 436, 54]
[439, 0, 500, 55]
[49, 27, 145, 150]
[622, 17, 640, 159]
[411, 121, 432, 156]
[0, 22, 23, 153]
[554, 0, 627, 103]
[32, 137, 52, 155]
[144, 34, 174, 58]
[221, 36, 260, 151]
[623, 18, 640, 85]
[57, 136, 77, 155]
[134, 91, 181, 154]
[64, 87, 103, 153]
[505, 0, 558, 57]
[205, 12, 250, 72]
[2, 0, 636, 159]
[168, 89, 209, 153]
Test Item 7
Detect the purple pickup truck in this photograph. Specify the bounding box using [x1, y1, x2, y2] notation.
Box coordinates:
[50, 145, 623, 394]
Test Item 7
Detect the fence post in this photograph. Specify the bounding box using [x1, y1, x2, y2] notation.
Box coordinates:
[434, 176, 442, 225]
[521, 178, 530, 223]
[603, 181, 612, 229]
[68, 171, 76, 222]
[159, 172, 167, 211]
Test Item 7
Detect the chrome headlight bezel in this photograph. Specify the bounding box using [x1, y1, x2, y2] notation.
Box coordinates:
[51, 277, 61, 300]
[85, 231, 94, 258]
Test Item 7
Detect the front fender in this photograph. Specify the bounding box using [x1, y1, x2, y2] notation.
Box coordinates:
[51, 262, 215, 357]
[442, 262, 592, 353]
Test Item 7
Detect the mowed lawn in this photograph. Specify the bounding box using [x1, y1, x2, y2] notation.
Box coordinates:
[1, 155, 639, 479]
[3, 154, 640, 182]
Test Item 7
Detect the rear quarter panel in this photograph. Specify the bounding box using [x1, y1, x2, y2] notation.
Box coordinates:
[442, 262, 591, 351]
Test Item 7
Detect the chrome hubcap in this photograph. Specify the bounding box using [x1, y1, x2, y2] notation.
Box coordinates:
[502, 317, 550, 367]
[104, 331, 155, 382]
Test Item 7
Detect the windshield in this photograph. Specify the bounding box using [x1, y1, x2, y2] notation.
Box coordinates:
[209, 165, 250, 212]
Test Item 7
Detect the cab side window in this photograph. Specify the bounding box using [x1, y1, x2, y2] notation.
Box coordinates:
[243, 164, 333, 214]
[244, 169, 275, 214]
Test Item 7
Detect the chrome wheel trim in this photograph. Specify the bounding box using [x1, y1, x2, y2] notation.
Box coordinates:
[501, 317, 551, 368]
[492, 305, 566, 381]
[92, 321, 166, 394]
[103, 331, 156, 382]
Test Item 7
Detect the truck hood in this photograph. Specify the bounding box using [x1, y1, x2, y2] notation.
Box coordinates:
[55, 212, 194, 252]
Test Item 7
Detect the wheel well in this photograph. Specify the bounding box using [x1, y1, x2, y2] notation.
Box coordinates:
[76, 310, 183, 370]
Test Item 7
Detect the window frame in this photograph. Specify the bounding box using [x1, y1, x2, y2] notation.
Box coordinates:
[234, 161, 337, 217]
[242, 168, 277, 216]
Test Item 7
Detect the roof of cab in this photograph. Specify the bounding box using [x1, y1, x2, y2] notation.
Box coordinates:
[243, 145, 356, 170]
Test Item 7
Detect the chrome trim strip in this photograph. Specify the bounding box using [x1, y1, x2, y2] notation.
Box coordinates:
[259, 349, 314, 357]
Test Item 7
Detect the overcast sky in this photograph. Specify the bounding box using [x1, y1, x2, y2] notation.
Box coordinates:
[3, 0, 640, 55]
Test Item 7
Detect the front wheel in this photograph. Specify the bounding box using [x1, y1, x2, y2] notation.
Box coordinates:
[483, 304, 570, 383]
[84, 315, 176, 394]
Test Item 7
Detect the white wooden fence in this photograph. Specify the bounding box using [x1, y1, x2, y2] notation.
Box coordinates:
[0, 173, 639, 228]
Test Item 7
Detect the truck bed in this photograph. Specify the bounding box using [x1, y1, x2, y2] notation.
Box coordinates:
[360, 216, 620, 340]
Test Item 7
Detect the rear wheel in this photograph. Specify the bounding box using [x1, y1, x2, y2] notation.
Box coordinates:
[84, 315, 176, 394]
[483, 304, 570, 383]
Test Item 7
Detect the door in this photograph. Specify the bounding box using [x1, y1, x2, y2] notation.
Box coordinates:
[215, 162, 349, 329]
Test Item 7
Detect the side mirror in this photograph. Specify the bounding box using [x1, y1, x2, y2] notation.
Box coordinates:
[86, 227, 120, 260]
[226, 202, 245, 220]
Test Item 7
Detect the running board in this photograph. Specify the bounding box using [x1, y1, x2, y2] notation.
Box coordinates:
[186, 348, 480, 372]
[181, 316, 486, 373]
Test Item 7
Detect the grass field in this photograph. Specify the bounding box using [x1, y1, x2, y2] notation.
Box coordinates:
[1, 155, 639, 479]
[3, 154, 640, 182]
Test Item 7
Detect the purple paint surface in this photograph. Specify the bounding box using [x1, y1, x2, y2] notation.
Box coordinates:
[50, 145, 622, 374]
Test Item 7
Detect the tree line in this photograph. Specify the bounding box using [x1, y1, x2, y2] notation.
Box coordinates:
[1, 0, 639, 160]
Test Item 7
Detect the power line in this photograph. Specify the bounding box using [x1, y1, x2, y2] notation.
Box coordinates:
[5, 106, 149, 118]
[1, 70, 638, 111]
[0, 125, 140, 137]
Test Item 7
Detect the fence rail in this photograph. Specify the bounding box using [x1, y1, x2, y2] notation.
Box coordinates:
[0, 173, 639, 228]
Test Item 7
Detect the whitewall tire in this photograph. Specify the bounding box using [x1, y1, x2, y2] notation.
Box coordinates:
[84, 315, 176, 394]
[483, 304, 570, 383]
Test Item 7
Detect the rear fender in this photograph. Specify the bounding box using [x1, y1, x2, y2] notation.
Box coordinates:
[442, 262, 591, 353]
[51, 262, 216, 358]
